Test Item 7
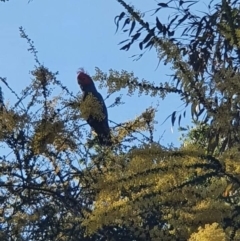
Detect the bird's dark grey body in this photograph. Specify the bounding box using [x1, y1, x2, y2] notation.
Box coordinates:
[78, 71, 112, 146]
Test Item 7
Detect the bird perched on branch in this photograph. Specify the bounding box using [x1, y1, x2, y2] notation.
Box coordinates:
[0, 86, 4, 111]
[77, 69, 112, 146]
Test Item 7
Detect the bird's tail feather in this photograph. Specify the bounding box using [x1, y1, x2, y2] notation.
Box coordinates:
[98, 133, 112, 146]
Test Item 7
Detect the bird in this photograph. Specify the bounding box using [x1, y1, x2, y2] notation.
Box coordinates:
[77, 69, 112, 146]
[0, 86, 4, 111]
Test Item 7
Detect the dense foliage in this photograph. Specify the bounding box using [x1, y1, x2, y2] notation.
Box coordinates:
[1, 0, 240, 240]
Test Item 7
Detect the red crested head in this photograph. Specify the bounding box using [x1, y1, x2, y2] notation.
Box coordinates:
[77, 68, 93, 86]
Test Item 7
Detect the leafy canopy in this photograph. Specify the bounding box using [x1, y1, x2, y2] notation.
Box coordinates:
[1, 0, 240, 240]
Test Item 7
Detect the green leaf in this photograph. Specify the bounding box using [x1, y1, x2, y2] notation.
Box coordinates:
[171, 111, 176, 126]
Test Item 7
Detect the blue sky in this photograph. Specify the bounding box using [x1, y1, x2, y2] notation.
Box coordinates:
[0, 0, 194, 147]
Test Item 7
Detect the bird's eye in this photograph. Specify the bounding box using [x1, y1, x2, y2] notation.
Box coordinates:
[82, 78, 88, 84]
